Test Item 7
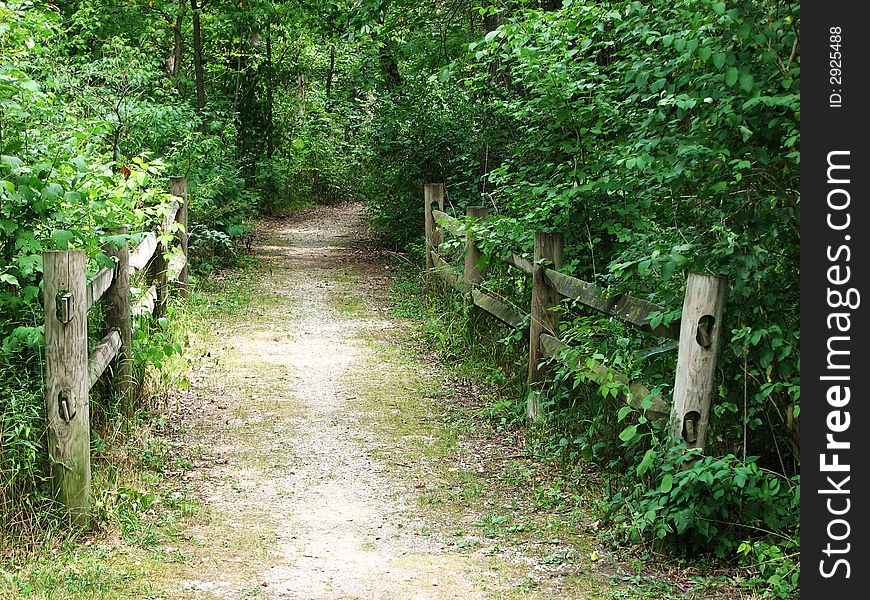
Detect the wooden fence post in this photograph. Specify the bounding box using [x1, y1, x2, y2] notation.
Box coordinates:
[44, 250, 92, 523]
[464, 206, 488, 289]
[424, 183, 444, 269]
[104, 231, 133, 415]
[670, 273, 729, 452]
[170, 176, 189, 298]
[149, 241, 169, 319]
[527, 232, 563, 422]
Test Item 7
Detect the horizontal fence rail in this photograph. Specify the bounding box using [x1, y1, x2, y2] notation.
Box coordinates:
[423, 183, 728, 457]
[43, 176, 190, 523]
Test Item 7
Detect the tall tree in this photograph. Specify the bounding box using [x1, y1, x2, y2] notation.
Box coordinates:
[191, 0, 206, 132]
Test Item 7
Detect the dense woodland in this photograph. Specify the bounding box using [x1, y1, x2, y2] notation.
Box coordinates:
[1, 0, 799, 596]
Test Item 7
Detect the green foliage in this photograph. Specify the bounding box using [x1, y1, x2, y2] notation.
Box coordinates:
[610, 445, 799, 597]
[359, 0, 801, 591]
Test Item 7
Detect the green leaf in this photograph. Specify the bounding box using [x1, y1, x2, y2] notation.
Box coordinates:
[725, 67, 739, 86]
[637, 448, 655, 476]
[712, 52, 726, 69]
[713, 2, 726, 15]
[739, 72, 755, 93]
[619, 425, 638, 442]
[51, 230, 75, 249]
[659, 473, 674, 493]
[0, 273, 19, 287]
[697, 47, 712, 62]
[617, 406, 632, 422]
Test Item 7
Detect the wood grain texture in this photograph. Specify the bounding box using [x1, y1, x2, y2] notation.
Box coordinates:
[86, 267, 114, 309]
[104, 232, 133, 411]
[464, 206, 487, 288]
[431, 209, 463, 236]
[543, 268, 680, 340]
[527, 232, 563, 422]
[503, 253, 534, 275]
[43, 250, 92, 524]
[431, 250, 466, 293]
[669, 273, 729, 451]
[424, 184, 444, 270]
[170, 177, 189, 297]
[129, 232, 157, 270]
[539, 334, 670, 421]
[471, 289, 527, 330]
[87, 330, 121, 390]
[166, 252, 188, 282]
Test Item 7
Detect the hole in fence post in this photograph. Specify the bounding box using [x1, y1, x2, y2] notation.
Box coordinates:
[695, 314, 715, 348]
[682, 410, 700, 444]
[58, 390, 76, 422]
[56, 291, 73, 324]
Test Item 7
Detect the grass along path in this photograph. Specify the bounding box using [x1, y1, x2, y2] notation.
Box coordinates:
[158, 206, 612, 599]
[4, 203, 610, 599]
[158, 203, 607, 599]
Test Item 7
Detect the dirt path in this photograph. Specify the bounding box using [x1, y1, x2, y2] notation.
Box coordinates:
[159, 204, 601, 599]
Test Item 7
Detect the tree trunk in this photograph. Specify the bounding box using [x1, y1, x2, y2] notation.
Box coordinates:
[325, 44, 336, 103]
[265, 21, 274, 159]
[191, 0, 206, 132]
[168, 1, 186, 79]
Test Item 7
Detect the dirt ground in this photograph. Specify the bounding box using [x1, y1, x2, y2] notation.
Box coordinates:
[152, 203, 606, 599]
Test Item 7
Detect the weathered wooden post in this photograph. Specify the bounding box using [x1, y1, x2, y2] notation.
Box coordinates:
[464, 206, 488, 289]
[44, 250, 92, 523]
[424, 183, 445, 269]
[104, 231, 133, 415]
[170, 176, 189, 298]
[149, 238, 169, 319]
[527, 232, 563, 422]
[669, 273, 729, 452]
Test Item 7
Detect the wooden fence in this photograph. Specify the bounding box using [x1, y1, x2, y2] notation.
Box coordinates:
[423, 183, 728, 452]
[43, 177, 190, 524]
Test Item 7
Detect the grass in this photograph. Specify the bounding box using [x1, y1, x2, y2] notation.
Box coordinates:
[382, 262, 763, 600]
[341, 271, 613, 599]
[0, 263, 266, 599]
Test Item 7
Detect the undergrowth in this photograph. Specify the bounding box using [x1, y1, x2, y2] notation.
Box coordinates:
[0, 289, 214, 597]
[388, 261, 798, 599]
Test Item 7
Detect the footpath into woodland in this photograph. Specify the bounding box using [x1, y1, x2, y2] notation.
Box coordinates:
[140, 203, 607, 599]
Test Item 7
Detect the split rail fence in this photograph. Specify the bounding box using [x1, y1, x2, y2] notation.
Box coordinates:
[43, 176, 190, 523]
[423, 183, 728, 453]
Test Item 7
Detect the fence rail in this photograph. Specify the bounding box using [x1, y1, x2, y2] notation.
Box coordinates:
[43, 177, 190, 523]
[423, 183, 728, 455]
